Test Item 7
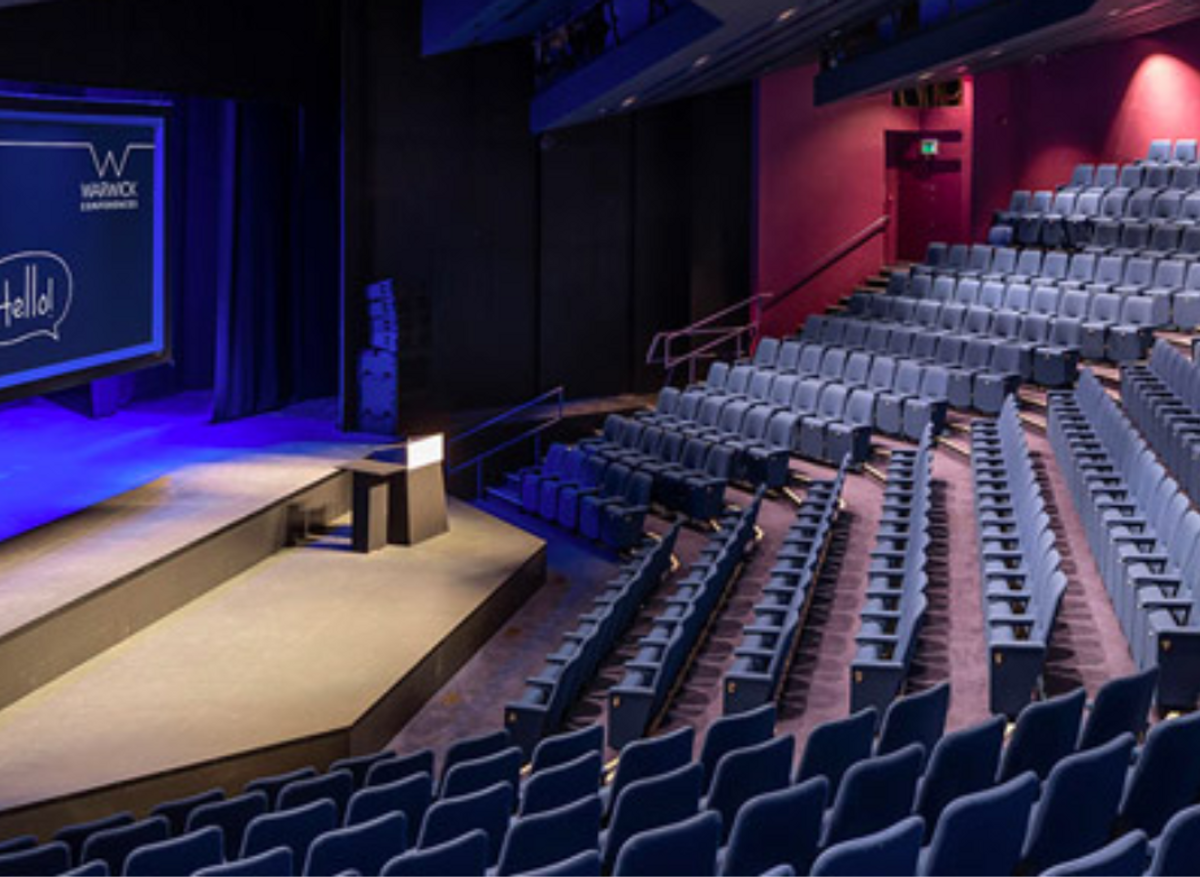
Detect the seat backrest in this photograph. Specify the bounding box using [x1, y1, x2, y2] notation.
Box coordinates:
[998, 687, 1086, 783]
[843, 352, 873, 385]
[1147, 139, 1172, 163]
[1174, 138, 1198, 163]
[603, 762, 703, 871]
[611, 810, 721, 877]
[1149, 803, 1200, 877]
[867, 356, 897, 391]
[1093, 164, 1118, 188]
[706, 734, 795, 842]
[81, 817, 171, 877]
[1119, 163, 1144, 189]
[0, 843, 72, 877]
[914, 714, 1006, 836]
[1079, 667, 1158, 752]
[1120, 295, 1155, 326]
[608, 724, 694, 804]
[893, 361, 923, 395]
[195, 847, 294, 877]
[698, 703, 776, 792]
[495, 794, 602, 877]
[240, 800, 338, 865]
[1014, 249, 1042, 276]
[810, 816, 924, 877]
[823, 744, 925, 848]
[1120, 222, 1150, 249]
[278, 769, 355, 821]
[991, 247, 1017, 274]
[381, 829, 488, 877]
[443, 729, 513, 782]
[1003, 282, 1031, 312]
[416, 781, 514, 866]
[1089, 293, 1121, 321]
[723, 777, 829, 877]
[817, 383, 848, 419]
[346, 773, 433, 844]
[1019, 733, 1135, 874]
[1095, 255, 1125, 285]
[1118, 709, 1200, 838]
[187, 792, 270, 860]
[1154, 258, 1185, 289]
[795, 707, 877, 800]
[876, 682, 950, 758]
[922, 773, 1040, 877]
[304, 812, 408, 877]
[1031, 285, 1059, 315]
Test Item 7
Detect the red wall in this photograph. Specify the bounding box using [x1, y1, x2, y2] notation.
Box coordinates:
[756, 17, 1200, 338]
[755, 63, 972, 337]
[972, 18, 1200, 238]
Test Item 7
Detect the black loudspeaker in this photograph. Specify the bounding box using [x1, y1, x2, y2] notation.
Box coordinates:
[892, 78, 963, 108]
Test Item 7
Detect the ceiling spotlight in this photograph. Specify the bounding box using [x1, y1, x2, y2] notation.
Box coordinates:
[621, 95, 638, 109]
[988, 47, 1004, 58]
[1107, 7, 1123, 16]
[918, 71, 934, 81]
[693, 54, 712, 69]
[776, 7, 800, 24]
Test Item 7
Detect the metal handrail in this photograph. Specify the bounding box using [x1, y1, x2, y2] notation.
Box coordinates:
[763, 213, 891, 311]
[643, 212, 891, 386]
[645, 292, 775, 385]
[448, 386, 566, 497]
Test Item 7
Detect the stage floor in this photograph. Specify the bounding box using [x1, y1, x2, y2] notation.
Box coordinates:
[0, 500, 544, 834]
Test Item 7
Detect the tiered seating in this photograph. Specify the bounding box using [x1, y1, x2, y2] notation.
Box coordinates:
[1122, 339, 1200, 505]
[607, 492, 763, 749]
[850, 427, 936, 713]
[970, 397, 1068, 716]
[505, 525, 679, 757]
[642, 345, 880, 466]
[985, 140, 1200, 331]
[4, 671, 1191, 877]
[723, 461, 849, 714]
[1048, 369, 1200, 711]
[506, 441, 659, 547]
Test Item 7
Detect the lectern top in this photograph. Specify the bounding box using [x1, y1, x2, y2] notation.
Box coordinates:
[337, 459, 407, 478]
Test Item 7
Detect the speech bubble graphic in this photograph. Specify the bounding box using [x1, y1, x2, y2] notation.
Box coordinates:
[0, 251, 74, 347]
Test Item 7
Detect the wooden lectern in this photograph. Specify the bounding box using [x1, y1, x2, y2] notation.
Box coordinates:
[339, 436, 448, 553]
[338, 459, 406, 553]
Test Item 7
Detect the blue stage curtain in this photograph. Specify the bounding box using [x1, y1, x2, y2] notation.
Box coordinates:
[208, 99, 339, 422]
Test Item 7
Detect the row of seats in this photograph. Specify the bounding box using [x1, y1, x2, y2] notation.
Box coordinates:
[970, 397, 1068, 717]
[803, 314, 1020, 414]
[0, 723, 619, 877]
[851, 428, 935, 714]
[996, 182, 1200, 251]
[713, 335, 950, 445]
[892, 262, 1162, 362]
[4, 669, 1190, 876]
[582, 416, 738, 520]
[837, 286, 1085, 386]
[643, 351, 877, 466]
[505, 526, 679, 758]
[1048, 370, 1200, 711]
[723, 464, 848, 715]
[1143, 138, 1200, 166]
[1122, 340, 1200, 508]
[914, 243, 1200, 331]
[607, 493, 763, 749]
[512, 443, 653, 549]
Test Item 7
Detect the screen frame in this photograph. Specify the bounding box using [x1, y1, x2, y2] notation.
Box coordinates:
[0, 92, 171, 404]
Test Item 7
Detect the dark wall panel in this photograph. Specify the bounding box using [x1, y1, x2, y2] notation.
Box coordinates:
[538, 120, 635, 397]
[352, 0, 540, 418]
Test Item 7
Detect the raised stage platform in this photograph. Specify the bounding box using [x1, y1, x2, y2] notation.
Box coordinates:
[0, 396, 546, 840]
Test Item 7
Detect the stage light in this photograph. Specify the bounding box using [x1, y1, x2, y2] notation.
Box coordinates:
[776, 7, 799, 25]
[621, 94, 638, 109]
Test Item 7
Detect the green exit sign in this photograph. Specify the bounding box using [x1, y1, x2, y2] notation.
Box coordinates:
[921, 138, 940, 157]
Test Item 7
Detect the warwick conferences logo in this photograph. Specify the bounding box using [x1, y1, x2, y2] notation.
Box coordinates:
[79, 143, 149, 213]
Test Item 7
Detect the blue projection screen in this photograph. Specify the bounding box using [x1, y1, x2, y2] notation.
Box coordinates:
[0, 99, 167, 401]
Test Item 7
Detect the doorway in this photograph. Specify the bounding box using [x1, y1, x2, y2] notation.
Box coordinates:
[886, 130, 966, 263]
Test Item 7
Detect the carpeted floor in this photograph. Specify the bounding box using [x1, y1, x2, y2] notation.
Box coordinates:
[389, 409, 1138, 764]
